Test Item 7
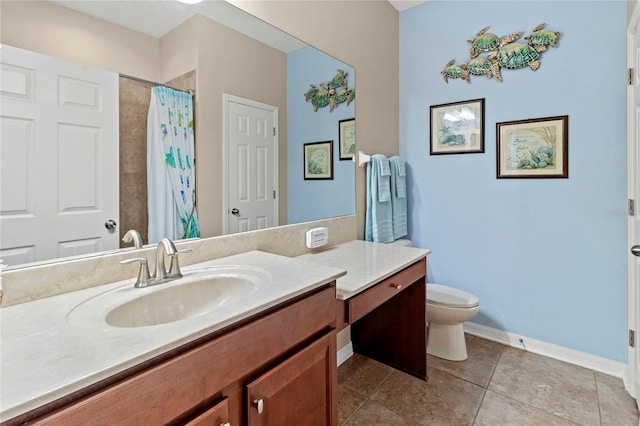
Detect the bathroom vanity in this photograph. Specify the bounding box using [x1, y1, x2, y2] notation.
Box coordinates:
[1, 240, 430, 425]
[27, 286, 337, 425]
[0, 251, 345, 425]
[297, 240, 430, 380]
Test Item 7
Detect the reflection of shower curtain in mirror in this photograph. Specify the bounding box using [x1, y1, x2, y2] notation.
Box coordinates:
[147, 86, 200, 243]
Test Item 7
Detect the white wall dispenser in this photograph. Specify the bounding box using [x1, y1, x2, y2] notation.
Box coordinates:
[305, 227, 329, 249]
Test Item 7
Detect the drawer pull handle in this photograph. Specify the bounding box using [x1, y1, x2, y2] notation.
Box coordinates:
[391, 283, 402, 290]
[253, 398, 264, 414]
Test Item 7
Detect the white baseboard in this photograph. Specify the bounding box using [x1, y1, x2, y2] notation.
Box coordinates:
[463, 322, 626, 379]
[337, 342, 354, 366]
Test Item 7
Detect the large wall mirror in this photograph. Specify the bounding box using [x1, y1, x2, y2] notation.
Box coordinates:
[0, 0, 356, 269]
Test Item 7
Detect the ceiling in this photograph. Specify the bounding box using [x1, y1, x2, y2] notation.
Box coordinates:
[50, 0, 428, 51]
[50, 0, 307, 53]
[388, 0, 428, 12]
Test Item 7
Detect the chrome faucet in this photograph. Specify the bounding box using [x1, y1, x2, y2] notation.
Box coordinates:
[120, 238, 192, 288]
[154, 238, 178, 280]
[122, 229, 143, 249]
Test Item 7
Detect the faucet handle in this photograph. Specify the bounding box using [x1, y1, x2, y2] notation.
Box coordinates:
[120, 257, 151, 288]
[168, 248, 193, 278]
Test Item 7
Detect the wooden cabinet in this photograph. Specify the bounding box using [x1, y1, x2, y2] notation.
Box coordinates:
[16, 285, 337, 426]
[246, 332, 337, 426]
[345, 258, 427, 380]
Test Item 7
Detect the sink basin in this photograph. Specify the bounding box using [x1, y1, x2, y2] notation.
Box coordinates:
[106, 275, 257, 327]
[67, 265, 271, 328]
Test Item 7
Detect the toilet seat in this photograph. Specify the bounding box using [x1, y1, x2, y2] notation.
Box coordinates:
[427, 284, 479, 308]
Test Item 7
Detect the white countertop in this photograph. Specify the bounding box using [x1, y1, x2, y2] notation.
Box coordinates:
[0, 250, 346, 422]
[296, 240, 431, 299]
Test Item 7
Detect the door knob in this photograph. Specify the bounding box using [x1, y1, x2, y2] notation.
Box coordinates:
[231, 208, 240, 215]
[104, 219, 117, 231]
[632, 245, 640, 257]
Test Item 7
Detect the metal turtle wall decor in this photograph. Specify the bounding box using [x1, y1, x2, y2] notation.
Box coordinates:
[304, 69, 355, 112]
[441, 23, 561, 84]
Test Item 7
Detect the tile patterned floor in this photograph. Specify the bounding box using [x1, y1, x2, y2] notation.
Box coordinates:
[338, 334, 640, 425]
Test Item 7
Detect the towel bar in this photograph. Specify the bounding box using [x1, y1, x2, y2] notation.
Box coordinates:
[357, 150, 371, 167]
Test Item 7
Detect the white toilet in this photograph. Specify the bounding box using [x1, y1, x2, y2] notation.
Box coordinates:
[426, 284, 479, 361]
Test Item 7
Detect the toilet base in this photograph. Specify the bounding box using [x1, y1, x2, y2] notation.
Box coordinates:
[427, 322, 468, 361]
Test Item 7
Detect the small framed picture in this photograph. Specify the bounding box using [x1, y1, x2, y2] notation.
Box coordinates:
[430, 98, 485, 155]
[496, 115, 568, 179]
[304, 140, 333, 180]
[338, 118, 356, 160]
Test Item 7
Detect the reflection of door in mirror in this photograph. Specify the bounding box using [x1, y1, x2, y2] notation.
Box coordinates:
[0, 45, 119, 266]
[224, 95, 278, 234]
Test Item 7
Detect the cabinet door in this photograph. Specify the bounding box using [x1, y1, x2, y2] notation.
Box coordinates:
[183, 397, 229, 426]
[246, 332, 336, 426]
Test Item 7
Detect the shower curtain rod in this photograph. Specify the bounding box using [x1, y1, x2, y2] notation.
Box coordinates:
[119, 73, 195, 96]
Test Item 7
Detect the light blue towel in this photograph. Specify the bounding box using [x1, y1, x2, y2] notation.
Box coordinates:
[392, 156, 406, 199]
[374, 155, 391, 202]
[389, 156, 408, 239]
[365, 154, 394, 243]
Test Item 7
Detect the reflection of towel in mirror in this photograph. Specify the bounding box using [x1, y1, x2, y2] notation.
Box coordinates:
[365, 154, 394, 243]
[390, 156, 407, 239]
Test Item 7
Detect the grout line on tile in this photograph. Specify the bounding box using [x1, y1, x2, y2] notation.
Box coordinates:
[339, 383, 367, 426]
[471, 387, 489, 425]
[593, 370, 603, 426]
[438, 370, 495, 392]
[485, 342, 505, 388]
[373, 369, 420, 424]
[339, 365, 396, 425]
[486, 388, 588, 426]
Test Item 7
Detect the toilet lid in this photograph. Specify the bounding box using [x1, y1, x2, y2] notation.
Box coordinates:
[427, 283, 479, 308]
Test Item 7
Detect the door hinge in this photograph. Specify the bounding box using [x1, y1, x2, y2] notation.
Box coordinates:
[629, 68, 635, 85]
[630, 329, 635, 347]
[273, 190, 276, 199]
[629, 199, 636, 216]
[273, 127, 276, 136]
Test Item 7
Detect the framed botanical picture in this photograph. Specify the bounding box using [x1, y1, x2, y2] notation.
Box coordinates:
[339, 118, 356, 160]
[496, 115, 568, 179]
[304, 140, 333, 180]
[430, 98, 485, 155]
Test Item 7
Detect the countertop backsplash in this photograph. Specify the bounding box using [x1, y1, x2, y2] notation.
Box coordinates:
[0, 215, 357, 307]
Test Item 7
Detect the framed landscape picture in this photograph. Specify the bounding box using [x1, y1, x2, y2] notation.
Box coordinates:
[304, 141, 333, 180]
[496, 115, 568, 179]
[430, 98, 485, 155]
[339, 118, 356, 160]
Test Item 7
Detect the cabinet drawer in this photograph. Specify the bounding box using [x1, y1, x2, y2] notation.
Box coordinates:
[184, 397, 229, 426]
[347, 258, 426, 323]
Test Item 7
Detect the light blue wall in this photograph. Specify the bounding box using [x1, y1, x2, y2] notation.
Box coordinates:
[400, 1, 627, 361]
[287, 46, 356, 224]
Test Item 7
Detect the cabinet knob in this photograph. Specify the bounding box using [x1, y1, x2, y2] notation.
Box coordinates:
[253, 398, 264, 414]
[391, 283, 402, 290]
[220, 423, 231, 426]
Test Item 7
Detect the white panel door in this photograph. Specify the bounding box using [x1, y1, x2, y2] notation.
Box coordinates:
[225, 97, 277, 234]
[0, 45, 119, 266]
